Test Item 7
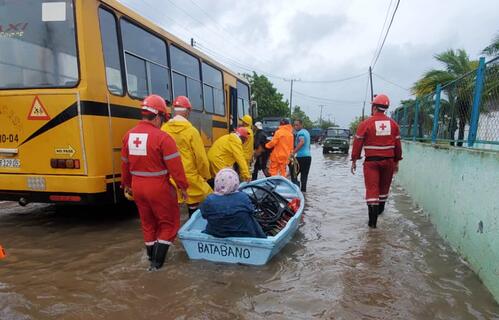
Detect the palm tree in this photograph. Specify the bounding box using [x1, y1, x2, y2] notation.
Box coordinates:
[412, 49, 478, 146]
[482, 33, 499, 58]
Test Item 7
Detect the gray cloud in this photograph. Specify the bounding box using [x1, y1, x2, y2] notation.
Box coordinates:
[118, 0, 499, 127]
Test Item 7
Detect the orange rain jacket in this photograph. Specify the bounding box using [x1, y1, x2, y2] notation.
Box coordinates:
[265, 124, 294, 164]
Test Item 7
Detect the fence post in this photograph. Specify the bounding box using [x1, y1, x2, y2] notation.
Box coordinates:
[412, 99, 420, 141]
[431, 84, 442, 144]
[402, 104, 408, 138]
[468, 57, 486, 147]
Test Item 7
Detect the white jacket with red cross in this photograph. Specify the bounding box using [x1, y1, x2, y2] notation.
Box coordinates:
[351, 112, 403, 161]
[121, 121, 188, 190]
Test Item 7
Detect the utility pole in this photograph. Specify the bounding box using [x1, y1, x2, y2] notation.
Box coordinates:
[361, 100, 366, 121]
[289, 79, 294, 116]
[319, 104, 325, 127]
[369, 66, 374, 101]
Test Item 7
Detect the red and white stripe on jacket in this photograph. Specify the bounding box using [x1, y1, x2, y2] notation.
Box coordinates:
[121, 121, 188, 189]
[351, 113, 403, 161]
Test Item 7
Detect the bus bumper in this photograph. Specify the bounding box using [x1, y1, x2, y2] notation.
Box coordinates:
[0, 174, 118, 204]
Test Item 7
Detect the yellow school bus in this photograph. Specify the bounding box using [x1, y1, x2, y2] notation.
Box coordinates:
[0, 0, 253, 205]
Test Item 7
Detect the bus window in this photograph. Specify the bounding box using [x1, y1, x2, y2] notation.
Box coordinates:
[170, 45, 203, 111]
[237, 80, 250, 116]
[120, 19, 170, 100]
[98, 8, 123, 95]
[202, 62, 225, 115]
[0, 0, 78, 89]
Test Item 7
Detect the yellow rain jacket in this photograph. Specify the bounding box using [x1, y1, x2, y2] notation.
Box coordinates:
[207, 133, 250, 181]
[242, 126, 254, 164]
[162, 117, 212, 204]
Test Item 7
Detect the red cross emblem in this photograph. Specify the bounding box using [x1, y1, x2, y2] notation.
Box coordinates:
[133, 137, 142, 148]
[380, 123, 387, 130]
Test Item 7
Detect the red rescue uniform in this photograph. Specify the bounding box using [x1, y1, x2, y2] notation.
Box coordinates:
[121, 121, 188, 245]
[351, 112, 402, 204]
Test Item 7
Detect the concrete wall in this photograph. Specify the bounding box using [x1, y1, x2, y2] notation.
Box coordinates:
[396, 141, 499, 302]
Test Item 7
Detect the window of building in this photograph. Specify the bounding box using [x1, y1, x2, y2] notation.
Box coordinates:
[98, 8, 123, 95]
[120, 19, 170, 100]
[170, 45, 203, 111]
[202, 62, 225, 115]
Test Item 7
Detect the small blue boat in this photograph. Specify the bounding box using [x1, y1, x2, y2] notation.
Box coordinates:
[178, 176, 305, 266]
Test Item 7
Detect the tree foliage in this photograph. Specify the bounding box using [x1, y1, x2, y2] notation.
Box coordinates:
[244, 72, 290, 119]
[315, 118, 338, 129]
[482, 33, 499, 58]
[291, 106, 314, 129]
[411, 49, 478, 146]
[349, 116, 362, 134]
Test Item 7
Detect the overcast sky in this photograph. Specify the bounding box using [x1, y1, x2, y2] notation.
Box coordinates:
[118, 0, 498, 127]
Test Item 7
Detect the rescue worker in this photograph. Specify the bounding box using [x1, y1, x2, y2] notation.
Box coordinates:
[265, 118, 294, 177]
[121, 94, 188, 270]
[252, 121, 270, 180]
[239, 114, 254, 166]
[350, 94, 403, 228]
[207, 127, 251, 182]
[162, 96, 212, 218]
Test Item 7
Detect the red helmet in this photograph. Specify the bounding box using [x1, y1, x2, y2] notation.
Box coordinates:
[141, 95, 168, 115]
[235, 127, 249, 140]
[172, 96, 192, 110]
[371, 94, 390, 109]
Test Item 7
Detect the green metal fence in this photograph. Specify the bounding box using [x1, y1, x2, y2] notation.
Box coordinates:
[392, 56, 499, 149]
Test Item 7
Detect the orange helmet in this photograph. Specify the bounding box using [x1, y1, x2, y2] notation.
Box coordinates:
[371, 94, 390, 109]
[141, 94, 168, 115]
[235, 127, 249, 140]
[172, 95, 192, 110]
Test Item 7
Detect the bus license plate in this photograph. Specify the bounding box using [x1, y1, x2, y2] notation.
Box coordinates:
[0, 158, 20, 168]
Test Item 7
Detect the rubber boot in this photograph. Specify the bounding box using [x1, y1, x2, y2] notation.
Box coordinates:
[367, 205, 373, 227]
[149, 242, 169, 271]
[368, 205, 379, 228]
[146, 243, 156, 262]
[378, 202, 385, 215]
[371, 205, 379, 228]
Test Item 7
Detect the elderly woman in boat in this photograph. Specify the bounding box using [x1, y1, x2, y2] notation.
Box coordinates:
[200, 168, 266, 238]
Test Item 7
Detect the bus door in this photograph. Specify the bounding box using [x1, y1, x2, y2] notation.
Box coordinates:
[0, 92, 86, 175]
[229, 86, 238, 131]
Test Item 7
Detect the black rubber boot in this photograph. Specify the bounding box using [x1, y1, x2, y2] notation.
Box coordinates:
[149, 242, 170, 271]
[146, 243, 155, 262]
[367, 205, 373, 227]
[368, 205, 379, 228]
[378, 202, 385, 215]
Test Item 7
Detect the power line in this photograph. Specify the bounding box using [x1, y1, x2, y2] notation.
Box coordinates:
[186, 0, 269, 66]
[370, 0, 394, 67]
[373, 73, 410, 91]
[296, 72, 367, 83]
[293, 90, 364, 104]
[371, 0, 401, 69]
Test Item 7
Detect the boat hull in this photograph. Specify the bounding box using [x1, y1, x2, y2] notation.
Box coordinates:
[178, 176, 304, 265]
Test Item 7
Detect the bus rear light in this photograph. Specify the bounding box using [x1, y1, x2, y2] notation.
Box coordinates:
[50, 159, 80, 169]
[49, 195, 81, 202]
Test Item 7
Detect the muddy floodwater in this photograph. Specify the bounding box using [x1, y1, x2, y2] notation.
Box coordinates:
[1, 145, 498, 319]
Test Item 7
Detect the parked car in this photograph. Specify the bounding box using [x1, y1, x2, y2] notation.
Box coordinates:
[322, 128, 350, 154]
[261, 117, 291, 139]
[310, 127, 324, 143]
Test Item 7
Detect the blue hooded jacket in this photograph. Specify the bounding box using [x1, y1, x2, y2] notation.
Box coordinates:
[200, 192, 266, 238]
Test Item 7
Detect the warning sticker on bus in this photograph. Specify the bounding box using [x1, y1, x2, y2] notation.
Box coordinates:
[28, 96, 50, 120]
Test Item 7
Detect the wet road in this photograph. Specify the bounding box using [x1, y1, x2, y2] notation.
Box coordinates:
[1, 145, 498, 319]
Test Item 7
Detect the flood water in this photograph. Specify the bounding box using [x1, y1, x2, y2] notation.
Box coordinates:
[1, 145, 498, 319]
